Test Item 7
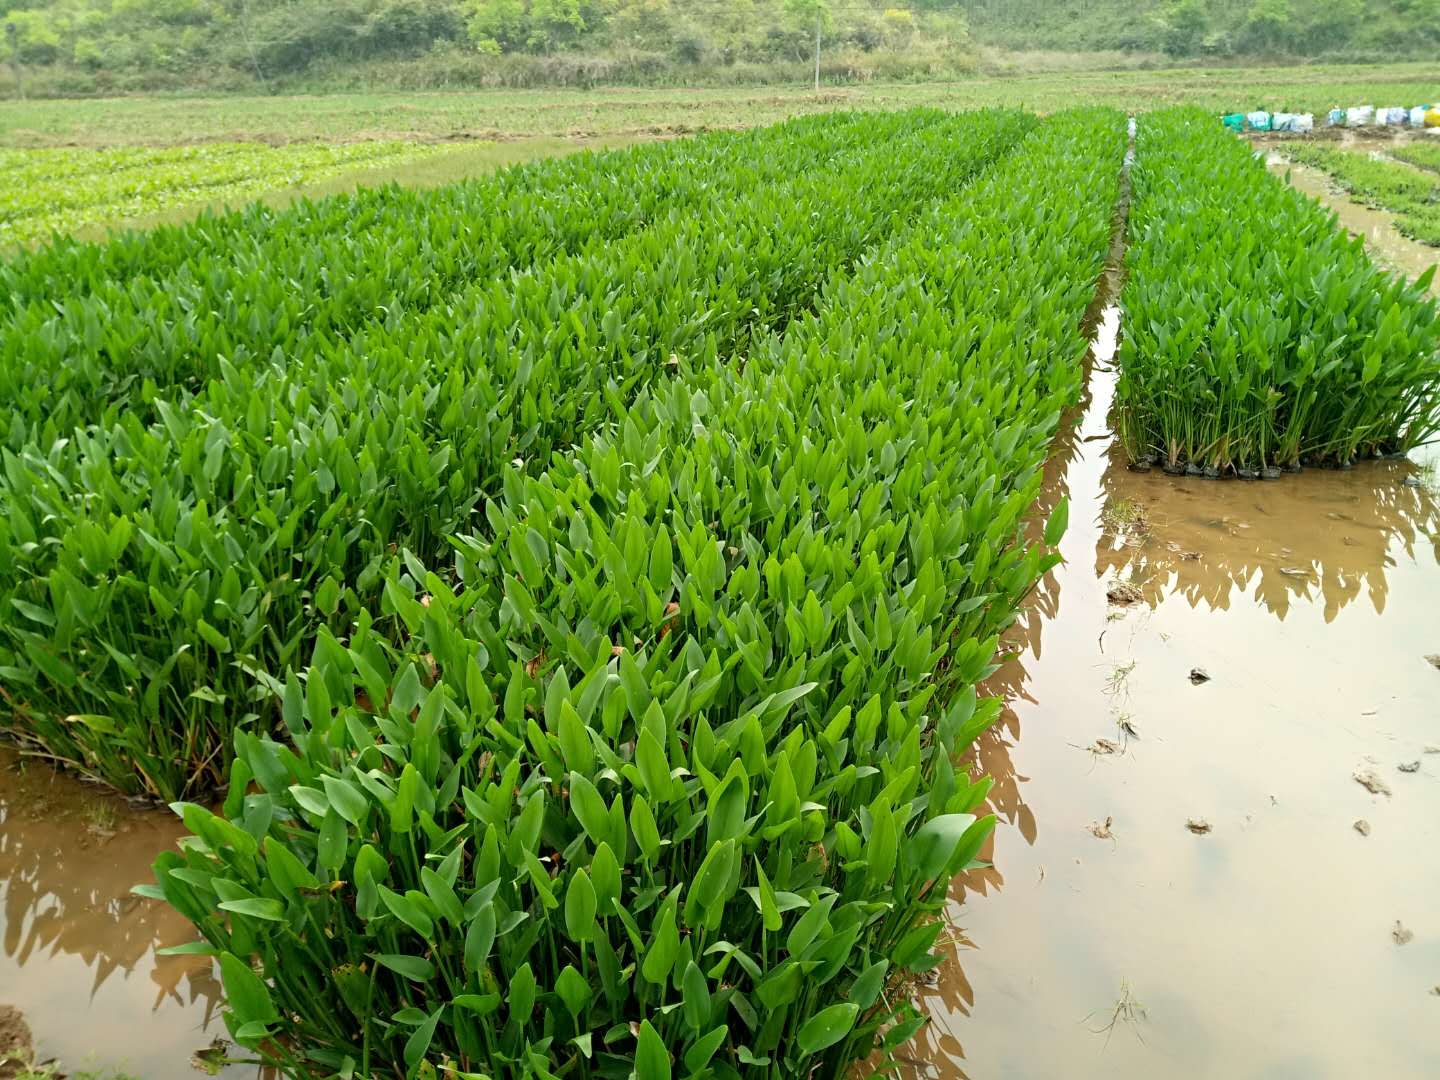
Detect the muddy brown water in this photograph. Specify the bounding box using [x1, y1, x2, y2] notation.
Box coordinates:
[0, 750, 249, 1077]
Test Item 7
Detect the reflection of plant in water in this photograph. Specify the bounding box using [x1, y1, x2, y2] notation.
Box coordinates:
[1096, 448, 1440, 622]
[0, 754, 223, 1016]
[1419, 462, 1438, 499]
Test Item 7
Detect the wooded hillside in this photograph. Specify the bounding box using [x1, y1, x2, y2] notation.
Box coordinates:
[2, 1, 1435, 95]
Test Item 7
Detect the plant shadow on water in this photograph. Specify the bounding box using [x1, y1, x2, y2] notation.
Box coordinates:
[899, 298, 1440, 1077]
[0, 752, 258, 1079]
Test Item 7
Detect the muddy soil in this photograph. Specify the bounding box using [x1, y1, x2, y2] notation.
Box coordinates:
[903, 292, 1440, 1077]
[0, 1005, 34, 1078]
[0, 751, 249, 1079]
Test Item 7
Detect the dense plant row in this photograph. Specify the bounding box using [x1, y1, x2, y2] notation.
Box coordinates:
[1389, 141, 1440, 177]
[1281, 142, 1440, 246]
[146, 108, 1125, 1080]
[1117, 109, 1440, 474]
[1, 114, 903, 442]
[4, 143, 295, 187]
[0, 109, 1039, 800]
[0, 141, 452, 249]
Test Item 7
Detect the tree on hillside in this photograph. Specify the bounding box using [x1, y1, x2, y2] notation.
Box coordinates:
[1244, 0, 1295, 49]
[1159, 0, 1210, 55]
[466, 0, 606, 52]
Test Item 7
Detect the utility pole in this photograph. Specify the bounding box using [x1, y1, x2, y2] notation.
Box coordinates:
[813, 7, 820, 93]
[5, 22, 22, 101]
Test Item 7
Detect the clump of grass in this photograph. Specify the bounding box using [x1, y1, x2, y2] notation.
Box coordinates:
[82, 799, 118, 840]
[1084, 978, 1149, 1047]
[1416, 461, 1438, 498]
[1102, 497, 1143, 531]
[1102, 499, 1153, 550]
[3, 1049, 142, 1080]
[1103, 660, 1138, 700]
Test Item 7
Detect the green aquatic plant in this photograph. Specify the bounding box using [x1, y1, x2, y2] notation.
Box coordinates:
[1389, 140, 1440, 179]
[1283, 142, 1440, 247]
[0, 109, 1037, 800]
[0, 113, 913, 441]
[145, 110, 1126, 1078]
[1117, 109, 1440, 474]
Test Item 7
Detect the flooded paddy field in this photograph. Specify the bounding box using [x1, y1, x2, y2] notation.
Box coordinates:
[1, 126, 1438, 1080]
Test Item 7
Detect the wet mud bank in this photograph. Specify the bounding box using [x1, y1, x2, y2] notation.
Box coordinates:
[903, 146, 1440, 1078]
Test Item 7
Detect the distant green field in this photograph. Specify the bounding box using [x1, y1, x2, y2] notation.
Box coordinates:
[0, 140, 453, 246]
[2, 61, 1436, 244]
[1, 62, 1436, 148]
[0, 137, 652, 246]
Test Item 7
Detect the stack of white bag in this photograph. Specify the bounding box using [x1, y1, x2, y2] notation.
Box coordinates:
[1271, 113, 1314, 133]
[1329, 104, 1437, 128]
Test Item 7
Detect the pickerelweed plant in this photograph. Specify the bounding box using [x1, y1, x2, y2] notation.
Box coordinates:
[1, 109, 1038, 800]
[0, 111, 912, 444]
[1116, 108, 1440, 475]
[146, 110, 1125, 1079]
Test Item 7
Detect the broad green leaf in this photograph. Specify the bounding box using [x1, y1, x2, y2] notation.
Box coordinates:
[634, 1020, 671, 1080]
[372, 953, 435, 982]
[403, 1006, 443, 1075]
[1044, 497, 1069, 547]
[564, 867, 597, 943]
[797, 1002, 859, 1054]
[219, 952, 278, 1029]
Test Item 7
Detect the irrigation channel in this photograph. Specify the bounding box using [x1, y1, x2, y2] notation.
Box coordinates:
[1, 131, 1439, 1080]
